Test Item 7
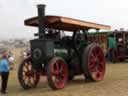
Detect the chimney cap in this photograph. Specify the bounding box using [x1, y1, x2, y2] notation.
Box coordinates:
[37, 4, 46, 8]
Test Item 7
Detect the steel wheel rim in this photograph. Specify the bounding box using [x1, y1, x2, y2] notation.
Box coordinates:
[89, 46, 105, 81]
[50, 59, 68, 89]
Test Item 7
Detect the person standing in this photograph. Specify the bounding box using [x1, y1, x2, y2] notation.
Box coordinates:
[8, 51, 15, 70]
[0, 50, 10, 94]
[107, 33, 117, 61]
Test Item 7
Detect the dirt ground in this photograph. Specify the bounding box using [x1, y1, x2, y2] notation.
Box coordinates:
[1, 48, 128, 96]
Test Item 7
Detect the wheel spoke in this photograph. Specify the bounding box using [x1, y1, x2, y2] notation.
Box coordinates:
[30, 77, 35, 86]
[52, 63, 59, 76]
[24, 76, 29, 84]
[25, 62, 29, 69]
[90, 53, 95, 60]
[60, 63, 64, 72]
[89, 62, 96, 71]
[28, 64, 32, 71]
[89, 53, 97, 72]
[96, 71, 102, 79]
[90, 66, 96, 72]
[55, 62, 59, 71]
[28, 77, 32, 86]
[98, 63, 104, 72]
[97, 51, 102, 57]
[52, 71, 59, 76]
[23, 65, 28, 71]
[23, 75, 28, 80]
[89, 57, 95, 64]
[93, 48, 97, 56]
[22, 71, 26, 76]
[23, 69, 27, 72]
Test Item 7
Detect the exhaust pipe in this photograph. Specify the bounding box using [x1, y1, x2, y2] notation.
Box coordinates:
[37, 4, 46, 39]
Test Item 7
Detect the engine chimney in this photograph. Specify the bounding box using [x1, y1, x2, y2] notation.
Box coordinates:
[37, 4, 46, 39]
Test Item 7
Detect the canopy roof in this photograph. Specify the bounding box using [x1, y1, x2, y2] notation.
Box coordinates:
[25, 15, 111, 31]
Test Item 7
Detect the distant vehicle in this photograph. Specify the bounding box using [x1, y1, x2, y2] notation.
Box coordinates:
[107, 31, 128, 62]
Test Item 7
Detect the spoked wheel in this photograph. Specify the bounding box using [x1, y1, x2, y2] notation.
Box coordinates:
[82, 43, 106, 81]
[47, 57, 68, 90]
[18, 57, 40, 89]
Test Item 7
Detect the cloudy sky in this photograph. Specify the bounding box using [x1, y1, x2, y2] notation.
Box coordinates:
[0, 0, 128, 39]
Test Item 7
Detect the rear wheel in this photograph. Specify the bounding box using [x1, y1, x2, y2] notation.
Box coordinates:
[82, 43, 106, 81]
[47, 57, 68, 90]
[18, 57, 40, 89]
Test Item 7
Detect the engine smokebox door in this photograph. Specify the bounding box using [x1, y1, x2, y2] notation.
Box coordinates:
[30, 39, 54, 64]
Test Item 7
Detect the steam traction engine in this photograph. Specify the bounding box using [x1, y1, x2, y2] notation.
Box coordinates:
[18, 4, 111, 90]
[107, 31, 128, 62]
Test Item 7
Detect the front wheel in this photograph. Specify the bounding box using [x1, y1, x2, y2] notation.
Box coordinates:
[47, 57, 68, 90]
[18, 57, 40, 89]
[82, 43, 106, 81]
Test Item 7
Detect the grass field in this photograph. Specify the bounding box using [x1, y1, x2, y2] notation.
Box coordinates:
[1, 48, 128, 96]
